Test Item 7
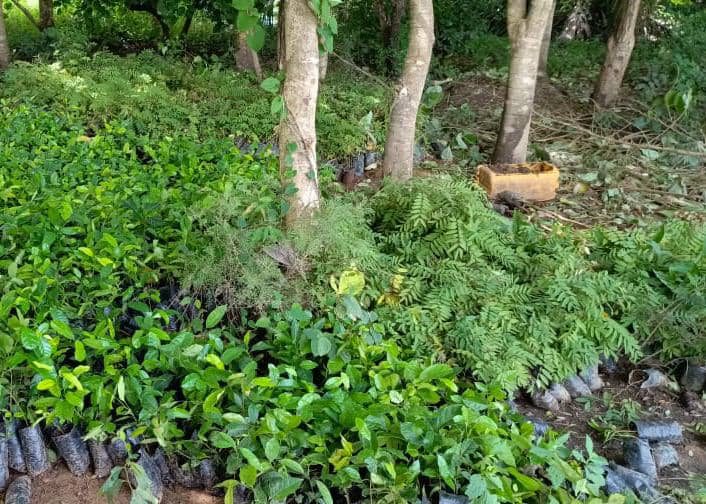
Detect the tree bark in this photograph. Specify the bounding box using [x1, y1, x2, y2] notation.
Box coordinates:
[319, 51, 328, 81]
[279, 0, 320, 223]
[592, 0, 642, 108]
[382, 0, 435, 181]
[558, 0, 591, 41]
[39, 0, 53, 30]
[537, 0, 556, 78]
[277, 0, 287, 71]
[235, 31, 263, 80]
[492, 0, 554, 164]
[0, 2, 10, 71]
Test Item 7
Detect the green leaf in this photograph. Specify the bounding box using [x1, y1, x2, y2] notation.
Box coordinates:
[315, 481, 333, 504]
[75, 340, 86, 362]
[419, 363, 455, 382]
[233, 0, 254, 9]
[239, 465, 258, 487]
[205, 305, 227, 329]
[311, 335, 332, 357]
[261, 77, 281, 94]
[437, 454, 455, 491]
[211, 431, 237, 450]
[239, 448, 263, 471]
[280, 458, 305, 475]
[117, 376, 125, 401]
[264, 438, 280, 461]
[271, 475, 303, 500]
[37, 378, 57, 391]
[237, 12, 258, 32]
[247, 25, 266, 53]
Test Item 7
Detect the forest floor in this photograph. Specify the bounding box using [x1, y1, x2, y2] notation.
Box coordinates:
[442, 74, 706, 229]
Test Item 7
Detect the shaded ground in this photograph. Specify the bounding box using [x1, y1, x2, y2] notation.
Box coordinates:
[443, 73, 706, 229]
[1, 466, 220, 504]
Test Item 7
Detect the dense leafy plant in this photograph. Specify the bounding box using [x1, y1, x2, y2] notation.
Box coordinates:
[363, 178, 643, 390]
[0, 102, 614, 502]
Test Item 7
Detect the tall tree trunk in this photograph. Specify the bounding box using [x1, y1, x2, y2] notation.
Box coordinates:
[537, 0, 556, 78]
[39, 0, 53, 30]
[235, 31, 263, 80]
[279, 0, 320, 223]
[319, 51, 328, 81]
[592, 0, 641, 108]
[277, 0, 287, 71]
[382, 0, 435, 181]
[0, 2, 10, 71]
[492, 0, 554, 164]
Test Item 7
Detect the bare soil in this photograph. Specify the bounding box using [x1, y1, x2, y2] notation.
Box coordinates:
[1, 465, 220, 504]
[442, 74, 706, 228]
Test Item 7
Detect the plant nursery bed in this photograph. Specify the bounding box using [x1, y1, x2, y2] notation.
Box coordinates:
[1, 466, 219, 504]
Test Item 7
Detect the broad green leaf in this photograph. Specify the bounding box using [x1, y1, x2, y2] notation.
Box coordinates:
[260, 78, 280, 94]
[315, 481, 333, 504]
[247, 25, 266, 53]
[205, 305, 227, 329]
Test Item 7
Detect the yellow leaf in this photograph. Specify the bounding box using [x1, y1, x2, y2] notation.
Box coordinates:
[335, 269, 365, 296]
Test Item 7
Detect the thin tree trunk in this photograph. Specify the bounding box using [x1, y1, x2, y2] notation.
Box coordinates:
[537, 0, 556, 78]
[180, 7, 195, 39]
[374, 0, 407, 69]
[558, 0, 591, 41]
[235, 31, 263, 80]
[319, 51, 328, 81]
[382, 0, 435, 181]
[9, 0, 40, 30]
[0, 2, 10, 71]
[277, 0, 287, 71]
[39, 0, 53, 30]
[592, 0, 641, 108]
[279, 0, 320, 223]
[493, 0, 554, 164]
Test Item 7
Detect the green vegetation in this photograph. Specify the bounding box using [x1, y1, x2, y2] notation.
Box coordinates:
[0, 0, 704, 502]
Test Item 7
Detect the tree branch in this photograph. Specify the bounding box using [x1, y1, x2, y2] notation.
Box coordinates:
[9, 0, 40, 30]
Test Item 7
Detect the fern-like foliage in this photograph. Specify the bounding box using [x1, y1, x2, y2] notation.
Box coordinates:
[363, 177, 702, 391]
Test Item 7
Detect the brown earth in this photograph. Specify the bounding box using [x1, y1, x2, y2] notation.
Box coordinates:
[2, 465, 220, 504]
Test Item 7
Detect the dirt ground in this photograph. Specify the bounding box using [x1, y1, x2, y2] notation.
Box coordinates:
[2, 465, 220, 504]
[443, 74, 706, 229]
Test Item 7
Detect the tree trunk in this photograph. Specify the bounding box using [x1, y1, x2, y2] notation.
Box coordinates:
[374, 0, 407, 69]
[319, 51, 328, 81]
[537, 0, 556, 78]
[235, 31, 263, 80]
[0, 2, 10, 71]
[558, 0, 590, 41]
[382, 0, 435, 181]
[277, 0, 287, 71]
[39, 0, 53, 30]
[279, 0, 320, 223]
[492, 0, 554, 164]
[592, 0, 641, 108]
